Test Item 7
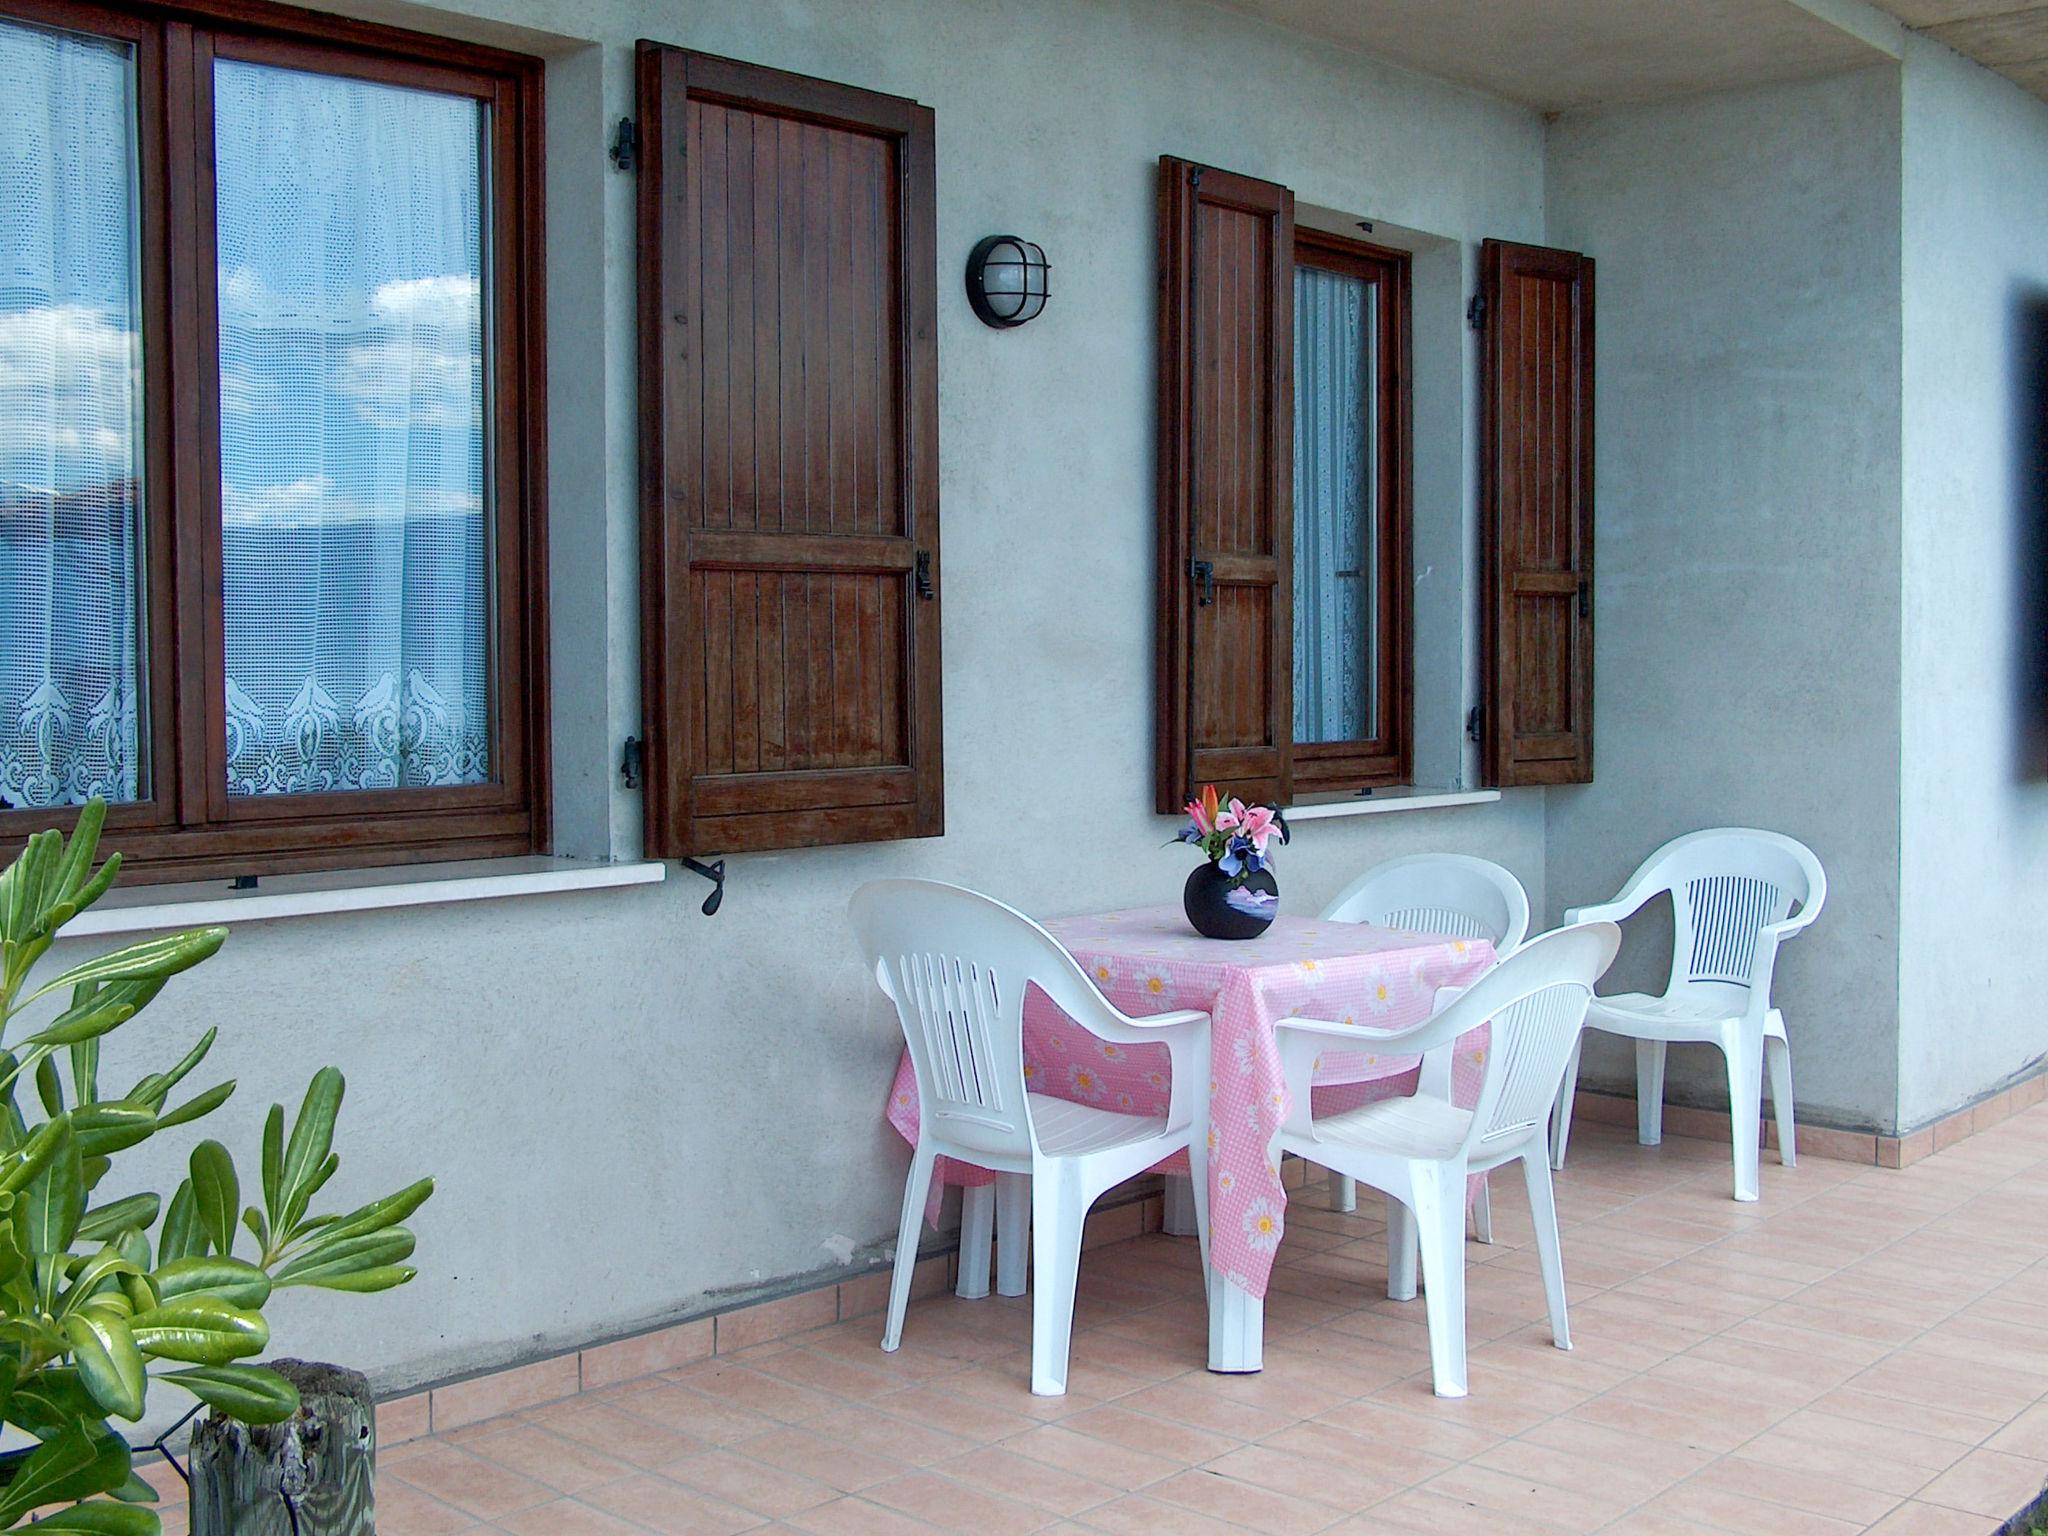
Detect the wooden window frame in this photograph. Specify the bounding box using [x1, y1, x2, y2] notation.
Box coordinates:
[0, 0, 549, 882]
[1289, 228, 1413, 796]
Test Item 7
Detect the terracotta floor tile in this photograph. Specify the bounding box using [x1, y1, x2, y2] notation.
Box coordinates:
[862, 1470, 1053, 1536]
[573, 1473, 766, 1535]
[1141, 1466, 1335, 1534]
[663, 1447, 841, 1518]
[525, 1400, 712, 1468]
[1863, 1498, 2025, 1534]
[1068, 1491, 1244, 1535]
[1056, 1403, 1241, 1466]
[783, 1494, 947, 1535]
[384, 1442, 557, 1521]
[367, 1478, 482, 1536]
[934, 1444, 1120, 1519]
[1000, 1423, 1182, 1493]
[1914, 1446, 2048, 1519]
[453, 1421, 640, 1494]
[736, 1426, 908, 1494]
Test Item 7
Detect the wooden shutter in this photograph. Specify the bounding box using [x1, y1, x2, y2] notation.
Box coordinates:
[1154, 157, 1295, 814]
[637, 45, 942, 854]
[1478, 238, 1595, 786]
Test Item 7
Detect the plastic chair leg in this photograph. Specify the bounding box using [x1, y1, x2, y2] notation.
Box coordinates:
[1520, 1151, 1570, 1350]
[957, 1182, 994, 1300]
[1551, 1034, 1582, 1171]
[1186, 1136, 1213, 1283]
[1723, 1029, 1764, 1202]
[1636, 1040, 1668, 1145]
[1471, 1179, 1493, 1244]
[1328, 1172, 1358, 1213]
[1765, 1035, 1796, 1168]
[1410, 1166, 1469, 1398]
[1028, 1165, 1088, 1396]
[1386, 1192, 1418, 1301]
[882, 1145, 938, 1352]
[995, 1173, 1029, 1296]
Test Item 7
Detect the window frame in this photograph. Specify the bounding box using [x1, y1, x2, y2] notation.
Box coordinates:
[0, 0, 549, 881]
[1289, 227, 1413, 796]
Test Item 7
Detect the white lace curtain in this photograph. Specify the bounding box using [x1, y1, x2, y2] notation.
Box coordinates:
[214, 59, 492, 796]
[0, 19, 146, 809]
[1292, 264, 1379, 746]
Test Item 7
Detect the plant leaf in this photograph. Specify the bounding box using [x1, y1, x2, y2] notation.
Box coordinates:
[27, 977, 168, 1050]
[73, 1103, 157, 1159]
[157, 1182, 200, 1267]
[160, 1363, 300, 1426]
[259, 1103, 283, 1230]
[22, 929, 227, 1008]
[37, 1052, 63, 1117]
[272, 1228, 413, 1285]
[0, 1426, 108, 1526]
[76, 1193, 160, 1246]
[23, 1500, 163, 1534]
[25, 1119, 83, 1256]
[71, 1029, 101, 1108]
[285, 1263, 415, 1293]
[65, 1311, 146, 1420]
[311, 1176, 434, 1246]
[188, 1142, 236, 1259]
[150, 1256, 270, 1310]
[0, 1115, 68, 1197]
[276, 1069, 342, 1234]
[128, 1295, 267, 1364]
[154, 1080, 234, 1132]
[3, 1367, 100, 1438]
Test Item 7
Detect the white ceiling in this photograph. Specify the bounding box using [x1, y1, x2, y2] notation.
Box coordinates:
[1863, 0, 2048, 99]
[1205, 0, 1897, 112]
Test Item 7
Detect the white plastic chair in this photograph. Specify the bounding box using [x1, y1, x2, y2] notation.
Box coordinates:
[1316, 855, 1532, 1242]
[1549, 829, 1826, 1202]
[851, 879, 1212, 1396]
[1273, 922, 1620, 1397]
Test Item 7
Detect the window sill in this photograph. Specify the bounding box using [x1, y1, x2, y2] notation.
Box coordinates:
[64, 857, 667, 937]
[1286, 788, 1502, 822]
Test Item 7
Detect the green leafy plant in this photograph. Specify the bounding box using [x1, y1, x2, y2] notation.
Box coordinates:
[0, 800, 433, 1533]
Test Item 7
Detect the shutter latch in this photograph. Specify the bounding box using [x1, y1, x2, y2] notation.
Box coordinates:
[609, 117, 638, 172]
[1467, 705, 1483, 743]
[1578, 579, 1590, 618]
[1191, 558, 1215, 608]
[1467, 292, 1487, 330]
[915, 550, 936, 599]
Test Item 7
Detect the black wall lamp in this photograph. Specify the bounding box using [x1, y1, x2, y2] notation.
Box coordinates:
[965, 234, 1050, 328]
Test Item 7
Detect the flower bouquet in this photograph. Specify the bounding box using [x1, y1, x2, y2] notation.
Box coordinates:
[1175, 784, 1289, 939]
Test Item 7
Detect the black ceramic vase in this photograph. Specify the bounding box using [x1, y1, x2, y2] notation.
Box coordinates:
[1183, 863, 1279, 940]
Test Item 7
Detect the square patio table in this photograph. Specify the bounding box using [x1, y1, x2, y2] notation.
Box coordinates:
[885, 904, 1495, 1373]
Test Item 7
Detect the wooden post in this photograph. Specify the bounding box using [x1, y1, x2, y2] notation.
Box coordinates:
[189, 1360, 375, 1535]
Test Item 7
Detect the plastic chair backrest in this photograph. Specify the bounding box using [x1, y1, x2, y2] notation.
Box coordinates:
[1321, 854, 1532, 955]
[1453, 922, 1621, 1154]
[850, 879, 1111, 1162]
[1634, 830, 1825, 992]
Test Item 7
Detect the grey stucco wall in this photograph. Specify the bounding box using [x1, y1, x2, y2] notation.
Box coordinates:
[1898, 36, 2048, 1129]
[41, 0, 1558, 1394]
[1541, 67, 1908, 1132]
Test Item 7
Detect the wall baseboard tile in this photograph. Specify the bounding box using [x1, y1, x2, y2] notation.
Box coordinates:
[368, 1190, 1166, 1447]
[1566, 1066, 2048, 1172]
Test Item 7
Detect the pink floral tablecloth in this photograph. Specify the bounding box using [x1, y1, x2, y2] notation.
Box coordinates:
[884, 905, 1495, 1300]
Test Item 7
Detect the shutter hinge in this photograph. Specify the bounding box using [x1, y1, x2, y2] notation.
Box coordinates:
[1190, 558, 1215, 607]
[619, 735, 644, 789]
[915, 550, 936, 599]
[1467, 292, 1487, 330]
[610, 117, 639, 172]
[1466, 704, 1483, 743]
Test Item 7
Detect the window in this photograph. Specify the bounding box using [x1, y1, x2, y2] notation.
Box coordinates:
[1155, 161, 1593, 808]
[635, 46, 942, 855]
[1291, 230, 1411, 792]
[0, 0, 546, 878]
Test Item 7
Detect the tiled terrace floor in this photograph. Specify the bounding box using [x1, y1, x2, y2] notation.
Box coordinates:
[158, 1104, 2048, 1535]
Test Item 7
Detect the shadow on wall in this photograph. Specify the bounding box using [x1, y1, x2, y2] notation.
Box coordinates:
[2012, 283, 2048, 782]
